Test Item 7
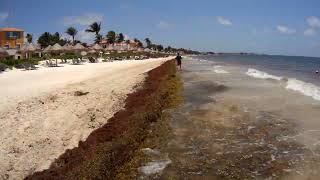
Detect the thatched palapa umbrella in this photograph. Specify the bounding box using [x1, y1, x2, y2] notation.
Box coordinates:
[62, 43, 74, 52]
[50, 43, 63, 53]
[72, 43, 87, 63]
[20, 43, 36, 59]
[43, 45, 52, 54]
[106, 44, 114, 52]
[47, 43, 63, 66]
[91, 44, 104, 58]
[73, 43, 86, 52]
[91, 44, 103, 51]
[88, 49, 97, 54]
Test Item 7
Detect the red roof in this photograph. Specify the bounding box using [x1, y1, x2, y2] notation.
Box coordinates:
[0, 27, 24, 32]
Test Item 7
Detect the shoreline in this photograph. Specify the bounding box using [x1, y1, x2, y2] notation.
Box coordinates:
[26, 60, 182, 179]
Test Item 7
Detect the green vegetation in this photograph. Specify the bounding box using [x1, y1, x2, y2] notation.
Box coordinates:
[0, 62, 11, 71]
[85, 22, 102, 43]
[34, 24, 201, 55]
[26, 33, 33, 43]
[101, 51, 168, 60]
[1, 58, 42, 70]
[52, 53, 82, 60]
[38, 32, 67, 48]
[116, 33, 124, 43]
[106, 31, 116, 44]
[66, 27, 78, 44]
[134, 38, 143, 48]
[145, 38, 152, 48]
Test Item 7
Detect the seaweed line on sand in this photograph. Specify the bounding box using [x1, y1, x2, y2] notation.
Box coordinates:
[25, 59, 183, 180]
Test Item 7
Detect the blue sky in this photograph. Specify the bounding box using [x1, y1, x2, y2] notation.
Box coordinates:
[1, 0, 320, 57]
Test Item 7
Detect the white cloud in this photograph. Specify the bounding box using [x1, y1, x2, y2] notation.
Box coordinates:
[0, 12, 8, 22]
[217, 16, 232, 26]
[61, 33, 72, 41]
[276, 25, 296, 34]
[156, 21, 174, 29]
[304, 28, 316, 36]
[76, 29, 95, 43]
[63, 13, 104, 26]
[307, 16, 320, 28]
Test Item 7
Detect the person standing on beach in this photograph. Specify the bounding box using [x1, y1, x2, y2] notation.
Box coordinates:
[175, 53, 182, 70]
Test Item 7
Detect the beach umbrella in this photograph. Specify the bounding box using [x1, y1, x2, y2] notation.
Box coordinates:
[62, 43, 74, 52]
[106, 44, 114, 51]
[114, 45, 121, 51]
[20, 43, 36, 52]
[88, 49, 97, 54]
[91, 43, 103, 51]
[73, 43, 86, 51]
[20, 43, 36, 59]
[119, 46, 125, 52]
[35, 43, 42, 51]
[43, 45, 52, 53]
[50, 43, 63, 52]
[45, 43, 63, 66]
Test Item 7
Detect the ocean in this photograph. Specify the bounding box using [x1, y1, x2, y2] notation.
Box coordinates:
[143, 55, 320, 179]
[198, 54, 320, 101]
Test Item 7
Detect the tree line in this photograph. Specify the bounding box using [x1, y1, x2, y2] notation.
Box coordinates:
[33, 21, 200, 54]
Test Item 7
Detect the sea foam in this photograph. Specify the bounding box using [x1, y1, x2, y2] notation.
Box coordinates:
[286, 79, 320, 101]
[246, 68, 320, 101]
[246, 68, 283, 81]
[213, 66, 229, 74]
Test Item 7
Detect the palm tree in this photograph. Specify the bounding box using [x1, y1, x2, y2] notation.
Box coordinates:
[145, 38, 151, 48]
[117, 33, 124, 43]
[86, 22, 102, 43]
[26, 33, 33, 43]
[106, 31, 116, 44]
[66, 27, 78, 44]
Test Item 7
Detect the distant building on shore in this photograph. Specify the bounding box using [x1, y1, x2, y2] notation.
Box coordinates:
[99, 38, 141, 51]
[0, 27, 24, 49]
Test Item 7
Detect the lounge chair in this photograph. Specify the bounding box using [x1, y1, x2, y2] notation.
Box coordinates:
[88, 57, 96, 63]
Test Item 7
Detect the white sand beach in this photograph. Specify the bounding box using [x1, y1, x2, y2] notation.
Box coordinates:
[0, 57, 172, 179]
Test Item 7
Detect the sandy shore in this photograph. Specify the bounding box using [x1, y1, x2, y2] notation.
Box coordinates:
[0, 57, 172, 179]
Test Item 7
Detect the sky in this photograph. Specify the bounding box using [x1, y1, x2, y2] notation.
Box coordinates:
[1, 0, 320, 57]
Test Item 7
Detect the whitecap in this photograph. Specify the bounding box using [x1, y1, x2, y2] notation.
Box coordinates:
[246, 68, 282, 81]
[213, 66, 229, 74]
[286, 78, 320, 101]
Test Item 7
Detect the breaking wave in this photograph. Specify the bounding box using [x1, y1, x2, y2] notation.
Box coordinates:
[246, 68, 283, 81]
[213, 66, 229, 74]
[286, 79, 320, 101]
[246, 68, 320, 101]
